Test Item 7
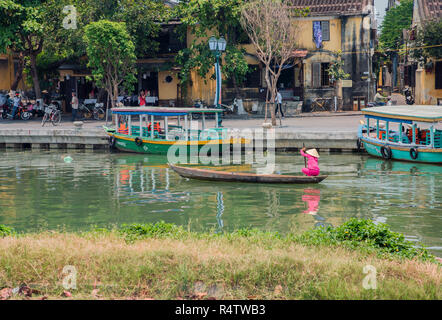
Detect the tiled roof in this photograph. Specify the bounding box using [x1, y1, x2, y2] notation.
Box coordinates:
[287, 0, 374, 16]
[417, 0, 442, 20]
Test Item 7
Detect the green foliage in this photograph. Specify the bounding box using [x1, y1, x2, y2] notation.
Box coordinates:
[174, 0, 250, 90]
[327, 50, 350, 83]
[379, 0, 413, 52]
[83, 20, 137, 103]
[412, 18, 442, 60]
[120, 221, 186, 242]
[297, 218, 434, 261]
[0, 225, 14, 237]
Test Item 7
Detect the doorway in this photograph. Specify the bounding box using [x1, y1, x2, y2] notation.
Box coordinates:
[293, 64, 304, 101]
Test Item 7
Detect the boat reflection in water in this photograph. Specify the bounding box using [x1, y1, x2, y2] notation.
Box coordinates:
[301, 189, 332, 229]
[216, 192, 224, 233]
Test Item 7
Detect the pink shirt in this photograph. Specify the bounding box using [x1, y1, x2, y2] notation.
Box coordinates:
[300, 150, 319, 172]
[139, 96, 146, 106]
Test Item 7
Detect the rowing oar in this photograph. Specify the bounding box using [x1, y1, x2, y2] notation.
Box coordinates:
[302, 143, 307, 168]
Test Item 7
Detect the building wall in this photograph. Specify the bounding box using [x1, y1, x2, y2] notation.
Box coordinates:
[158, 70, 179, 102]
[296, 17, 342, 51]
[415, 62, 442, 105]
[0, 53, 27, 92]
[340, 15, 373, 108]
[155, 15, 373, 109]
[0, 55, 12, 90]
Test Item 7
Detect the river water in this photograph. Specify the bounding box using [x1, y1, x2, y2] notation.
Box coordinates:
[0, 150, 440, 256]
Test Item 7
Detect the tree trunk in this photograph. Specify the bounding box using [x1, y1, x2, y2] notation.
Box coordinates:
[270, 81, 276, 126]
[29, 54, 41, 99]
[11, 53, 24, 91]
[113, 83, 119, 109]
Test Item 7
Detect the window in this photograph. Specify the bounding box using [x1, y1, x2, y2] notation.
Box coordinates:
[321, 63, 330, 86]
[436, 61, 442, 90]
[245, 65, 261, 87]
[226, 65, 261, 88]
[313, 21, 330, 42]
[312, 62, 330, 88]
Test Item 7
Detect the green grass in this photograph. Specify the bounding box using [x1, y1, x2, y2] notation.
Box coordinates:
[0, 220, 440, 300]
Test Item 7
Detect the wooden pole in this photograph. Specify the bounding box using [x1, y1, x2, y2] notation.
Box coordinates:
[303, 143, 307, 168]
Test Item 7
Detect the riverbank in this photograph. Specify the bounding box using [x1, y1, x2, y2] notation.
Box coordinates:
[0, 114, 363, 151]
[0, 220, 440, 300]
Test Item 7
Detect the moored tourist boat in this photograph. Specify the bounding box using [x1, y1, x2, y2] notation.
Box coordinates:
[104, 107, 246, 154]
[358, 105, 442, 163]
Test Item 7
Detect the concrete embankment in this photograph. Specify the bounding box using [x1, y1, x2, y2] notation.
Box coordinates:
[0, 128, 109, 150]
[0, 127, 359, 152]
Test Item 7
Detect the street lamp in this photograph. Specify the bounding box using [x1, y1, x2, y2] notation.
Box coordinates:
[208, 36, 226, 127]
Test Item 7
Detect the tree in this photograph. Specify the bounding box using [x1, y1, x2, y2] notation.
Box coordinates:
[379, 0, 413, 88]
[0, 1, 47, 96]
[175, 0, 250, 97]
[240, 0, 307, 125]
[411, 18, 442, 62]
[327, 51, 349, 111]
[379, 0, 413, 52]
[83, 20, 137, 111]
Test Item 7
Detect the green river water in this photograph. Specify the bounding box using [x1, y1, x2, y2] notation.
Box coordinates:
[0, 150, 441, 256]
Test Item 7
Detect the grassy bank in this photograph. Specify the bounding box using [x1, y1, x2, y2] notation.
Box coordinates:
[0, 220, 440, 300]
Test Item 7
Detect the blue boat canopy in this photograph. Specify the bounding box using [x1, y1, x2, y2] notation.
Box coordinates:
[112, 107, 223, 116]
[362, 105, 442, 123]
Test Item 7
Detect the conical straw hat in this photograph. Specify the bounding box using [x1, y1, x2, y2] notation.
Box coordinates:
[306, 149, 319, 158]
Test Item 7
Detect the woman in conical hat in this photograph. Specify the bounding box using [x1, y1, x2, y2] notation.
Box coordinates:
[300, 147, 320, 176]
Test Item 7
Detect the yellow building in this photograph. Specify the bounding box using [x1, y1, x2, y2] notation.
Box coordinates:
[57, 0, 377, 111]
[181, 0, 377, 110]
[409, 0, 442, 105]
[0, 52, 26, 92]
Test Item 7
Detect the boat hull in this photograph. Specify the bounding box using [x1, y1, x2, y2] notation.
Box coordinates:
[362, 138, 442, 164]
[109, 132, 246, 155]
[169, 164, 328, 184]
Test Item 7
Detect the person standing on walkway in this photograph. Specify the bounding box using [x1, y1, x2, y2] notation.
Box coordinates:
[275, 90, 284, 118]
[138, 90, 146, 106]
[71, 92, 79, 121]
[11, 91, 21, 119]
[300, 147, 320, 176]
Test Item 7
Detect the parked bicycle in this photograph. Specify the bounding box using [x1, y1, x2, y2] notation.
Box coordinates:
[310, 98, 333, 112]
[92, 102, 105, 120]
[78, 102, 93, 119]
[41, 104, 61, 126]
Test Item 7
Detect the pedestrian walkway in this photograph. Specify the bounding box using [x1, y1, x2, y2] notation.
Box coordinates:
[0, 112, 364, 133]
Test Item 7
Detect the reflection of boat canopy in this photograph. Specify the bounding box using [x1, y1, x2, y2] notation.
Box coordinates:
[359, 106, 442, 163]
[362, 105, 442, 123]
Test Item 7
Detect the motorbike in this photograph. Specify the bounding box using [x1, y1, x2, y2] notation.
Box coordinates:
[403, 87, 414, 105]
[16, 102, 33, 120]
[367, 96, 392, 108]
[31, 100, 46, 117]
[0, 95, 13, 119]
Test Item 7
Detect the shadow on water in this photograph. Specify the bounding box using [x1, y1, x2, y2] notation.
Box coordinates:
[0, 150, 440, 256]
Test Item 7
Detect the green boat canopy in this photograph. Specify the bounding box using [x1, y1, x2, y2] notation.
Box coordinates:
[362, 105, 442, 123]
[112, 107, 223, 116]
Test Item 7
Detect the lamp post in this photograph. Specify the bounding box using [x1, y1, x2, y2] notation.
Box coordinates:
[208, 36, 226, 127]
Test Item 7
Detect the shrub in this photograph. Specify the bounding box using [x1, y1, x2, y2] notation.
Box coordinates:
[0, 225, 14, 237]
[119, 221, 186, 242]
[296, 219, 434, 261]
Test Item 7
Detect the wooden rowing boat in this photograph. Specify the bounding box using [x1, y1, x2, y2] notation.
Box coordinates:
[169, 164, 328, 184]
